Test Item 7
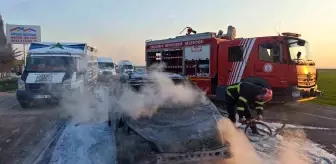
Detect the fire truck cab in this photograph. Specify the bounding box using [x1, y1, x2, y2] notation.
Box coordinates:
[145, 26, 323, 103]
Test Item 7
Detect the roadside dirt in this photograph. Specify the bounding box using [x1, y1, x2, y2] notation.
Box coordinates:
[0, 93, 65, 164]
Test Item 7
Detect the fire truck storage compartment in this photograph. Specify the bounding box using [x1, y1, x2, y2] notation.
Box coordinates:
[184, 44, 210, 76]
[147, 49, 183, 74]
[147, 51, 162, 67]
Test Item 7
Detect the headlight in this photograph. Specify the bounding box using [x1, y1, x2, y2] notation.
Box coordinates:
[17, 79, 25, 90]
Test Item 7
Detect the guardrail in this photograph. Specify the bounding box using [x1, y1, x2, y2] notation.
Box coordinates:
[0, 73, 17, 81]
[0, 72, 11, 80]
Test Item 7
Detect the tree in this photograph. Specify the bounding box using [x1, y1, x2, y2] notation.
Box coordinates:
[0, 14, 23, 77]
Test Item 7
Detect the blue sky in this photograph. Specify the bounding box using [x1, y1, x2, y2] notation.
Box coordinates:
[1, 0, 335, 68]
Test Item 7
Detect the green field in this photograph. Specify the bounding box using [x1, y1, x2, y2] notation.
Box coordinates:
[311, 69, 336, 106]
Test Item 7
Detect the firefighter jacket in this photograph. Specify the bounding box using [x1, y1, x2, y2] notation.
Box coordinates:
[226, 82, 265, 118]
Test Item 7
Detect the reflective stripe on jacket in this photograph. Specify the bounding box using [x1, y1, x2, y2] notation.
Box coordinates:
[226, 82, 265, 118]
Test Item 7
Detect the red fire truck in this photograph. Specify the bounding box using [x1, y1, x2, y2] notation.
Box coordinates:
[145, 26, 322, 103]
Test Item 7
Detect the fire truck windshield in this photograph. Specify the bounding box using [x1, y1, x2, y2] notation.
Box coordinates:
[286, 38, 312, 65]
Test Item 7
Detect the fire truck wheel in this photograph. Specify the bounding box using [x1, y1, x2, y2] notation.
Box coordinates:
[241, 76, 271, 89]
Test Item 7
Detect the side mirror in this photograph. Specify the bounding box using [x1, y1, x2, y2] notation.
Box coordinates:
[297, 52, 302, 59]
[297, 40, 305, 46]
[16, 72, 22, 76]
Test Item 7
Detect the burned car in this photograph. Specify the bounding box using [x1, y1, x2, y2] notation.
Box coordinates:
[109, 72, 232, 164]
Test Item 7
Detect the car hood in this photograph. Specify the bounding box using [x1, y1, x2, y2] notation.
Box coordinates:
[121, 102, 228, 153]
[129, 72, 147, 79]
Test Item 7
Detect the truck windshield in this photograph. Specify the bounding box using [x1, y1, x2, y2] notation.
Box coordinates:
[286, 38, 313, 65]
[25, 56, 76, 72]
[98, 62, 114, 69]
[123, 65, 133, 69]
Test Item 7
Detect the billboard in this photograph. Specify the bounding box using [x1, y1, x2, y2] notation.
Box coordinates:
[5, 24, 41, 44]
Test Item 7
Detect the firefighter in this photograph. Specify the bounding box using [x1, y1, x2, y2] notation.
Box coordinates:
[224, 81, 273, 125]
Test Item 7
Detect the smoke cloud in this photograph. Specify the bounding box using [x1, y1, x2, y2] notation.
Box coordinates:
[58, 84, 109, 125]
[217, 118, 262, 164]
[109, 64, 208, 119]
[56, 62, 320, 164]
[276, 129, 312, 164]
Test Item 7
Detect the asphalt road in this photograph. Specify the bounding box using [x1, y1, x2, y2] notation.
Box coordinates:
[0, 91, 335, 164]
[0, 93, 67, 164]
[264, 102, 336, 155]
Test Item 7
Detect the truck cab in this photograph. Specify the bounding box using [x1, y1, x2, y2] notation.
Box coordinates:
[16, 42, 98, 108]
[118, 60, 134, 74]
[216, 32, 321, 102]
[97, 57, 117, 80]
[145, 26, 322, 103]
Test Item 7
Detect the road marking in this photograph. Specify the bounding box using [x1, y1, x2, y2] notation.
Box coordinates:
[265, 122, 336, 131]
[285, 126, 336, 131]
[292, 111, 336, 121]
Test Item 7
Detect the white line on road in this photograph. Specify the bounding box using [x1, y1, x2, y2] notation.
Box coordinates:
[292, 111, 336, 121]
[286, 126, 336, 131]
[266, 122, 336, 131]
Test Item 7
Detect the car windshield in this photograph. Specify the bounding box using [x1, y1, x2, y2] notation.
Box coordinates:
[135, 68, 145, 73]
[98, 62, 114, 69]
[25, 56, 77, 72]
[286, 38, 313, 65]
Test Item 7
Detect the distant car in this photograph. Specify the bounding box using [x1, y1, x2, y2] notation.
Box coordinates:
[108, 72, 232, 164]
[135, 68, 145, 74]
[118, 60, 134, 74]
[118, 70, 149, 91]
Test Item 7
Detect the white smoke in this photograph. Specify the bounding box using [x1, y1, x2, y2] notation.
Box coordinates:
[57, 62, 207, 124]
[55, 62, 330, 164]
[109, 64, 208, 119]
[58, 84, 109, 125]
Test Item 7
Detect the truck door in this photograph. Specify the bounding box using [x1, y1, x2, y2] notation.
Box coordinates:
[254, 40, 289, 88]
[218, 42, 248, 86]
[217, 43, 242, 86]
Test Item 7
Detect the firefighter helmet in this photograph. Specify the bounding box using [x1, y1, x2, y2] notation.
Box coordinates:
[261, 88, 273, 102]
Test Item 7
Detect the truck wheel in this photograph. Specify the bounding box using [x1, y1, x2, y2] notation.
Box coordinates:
[20, 102, 31, 108]
[241, 76, 271, 89]
[108, 119, 112, 127]
[108, 113, 112, 127]
[47, 100, 59, 106]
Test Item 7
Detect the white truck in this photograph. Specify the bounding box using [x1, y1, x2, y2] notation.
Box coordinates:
[97, 57, 117, 81]
[16, 42, 98, 108]
[118, 60, 134, 74]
